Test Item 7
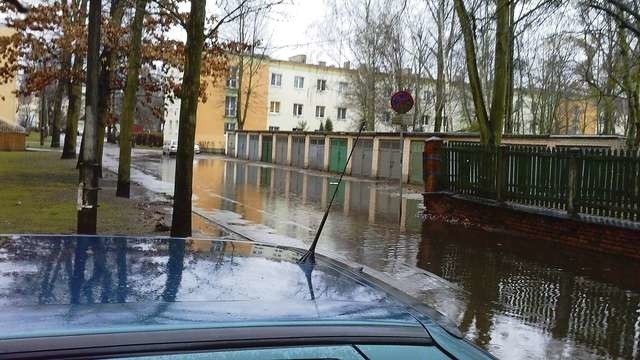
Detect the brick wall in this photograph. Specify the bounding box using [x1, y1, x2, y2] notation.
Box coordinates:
[423, 192, 640, 261]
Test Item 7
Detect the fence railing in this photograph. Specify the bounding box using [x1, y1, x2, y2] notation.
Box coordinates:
[440, 142, 640, 222]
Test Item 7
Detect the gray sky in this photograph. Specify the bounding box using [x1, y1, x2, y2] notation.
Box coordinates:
[265, 0, 338, 64]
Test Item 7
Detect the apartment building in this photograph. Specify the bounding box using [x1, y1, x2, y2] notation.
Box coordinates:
[163, 53, 603, 153]
[164, 55, 356, 152]
[0, 27, 17, 125]
[163, 58, 269, 153]
[266, 55, 356, 132]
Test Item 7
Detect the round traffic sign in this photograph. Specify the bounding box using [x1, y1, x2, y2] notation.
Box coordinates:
[390, 91, 414, 114]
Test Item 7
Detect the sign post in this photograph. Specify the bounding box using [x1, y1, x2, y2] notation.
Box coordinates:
[390, 91, 414, 227]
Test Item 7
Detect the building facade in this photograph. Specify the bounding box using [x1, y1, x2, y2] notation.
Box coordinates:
[0, 27, 17, 125]
[266, 55, 356, 132]
[165, 54, 603, 153]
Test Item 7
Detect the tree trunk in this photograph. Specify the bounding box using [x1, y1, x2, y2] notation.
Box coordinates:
[97, 0, 126, 177]
[171, 0, 206, 237]
[236, 55, 244, 129]
[626, 87, 640, 146]
[434, 0, 445, 132]
[453, 0, 489, 141]
[61, 56, 82, 159]
[617, 21, 640, 147]
[487, 0, 510, 145]
[116, 0, 147, 198]
[366, 73, 376, 131]
[39, 89, 46, 146]
[61, 0, 88, 159]
[51, 0, 71, 149]
[454, 0, 509, 145]
[503, 1, 515, 134]
[235, 9, 245, 130]
[50, 79, 65, 148]
[77, 0, 101, 235]
[241, 56, 256, 129]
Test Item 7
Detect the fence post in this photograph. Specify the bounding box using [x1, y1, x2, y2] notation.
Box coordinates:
[496, 145, 506, 202]
[566, 148, 580, 217]
[423, 137, 443, 192]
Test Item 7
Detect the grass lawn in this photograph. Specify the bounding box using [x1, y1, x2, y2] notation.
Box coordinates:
[25, 132, 50, 149]
[0, 150, 159, 235]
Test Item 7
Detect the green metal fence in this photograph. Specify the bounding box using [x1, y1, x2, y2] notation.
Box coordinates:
[441, 142, 640, 222]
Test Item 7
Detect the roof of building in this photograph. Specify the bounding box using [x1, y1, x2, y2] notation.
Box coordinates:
[0, 118, 24, 133]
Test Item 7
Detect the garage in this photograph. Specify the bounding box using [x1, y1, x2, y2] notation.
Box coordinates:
[350, 139, 373, 177]
[291, 136, 305, 168]
[329, 138, 347, 173]
[261, 135, 272, 162]
[236, 133, 247, 159]
[248, 134, 260, 161]
[377, 139, 401, 179]
[226, 133, 235, 157]
[275, 135, 288, 165]
[308, 137, 325, 170]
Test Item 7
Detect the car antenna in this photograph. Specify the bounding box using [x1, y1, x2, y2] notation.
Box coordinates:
[298, 121, 367, 265]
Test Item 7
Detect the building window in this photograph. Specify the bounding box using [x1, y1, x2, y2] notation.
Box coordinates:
[271, 73, 282, 86]
[316, 79, 327, 91]
[294, 76, 304, 89]
[422, 114, 429, 125]
[315, 106, 325, 118]
[226, 66, 238, 88]
[269, 126, 280, 131]
[383, 111, 391, 123]
[269, 101, 280, 114]
[293, 103, 303, 116]
[337, 107, 347, 120]
[225, 96, 237, 117]
[224, 122, 236, 132]
[338, 82, 348, 93]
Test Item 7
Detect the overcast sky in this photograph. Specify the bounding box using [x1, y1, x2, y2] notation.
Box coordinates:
[264, 0, 340, 65]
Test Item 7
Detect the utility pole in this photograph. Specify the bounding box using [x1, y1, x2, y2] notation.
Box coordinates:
[390, 91, 414, 228]
[77, 0, 101, 234]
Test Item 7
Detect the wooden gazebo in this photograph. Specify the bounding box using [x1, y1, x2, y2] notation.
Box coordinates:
[0, 118, 26, 151]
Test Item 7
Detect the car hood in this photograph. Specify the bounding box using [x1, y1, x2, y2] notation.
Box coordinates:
[0, 235, 423, 339]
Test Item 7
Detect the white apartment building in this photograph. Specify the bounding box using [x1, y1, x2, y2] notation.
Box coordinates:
[163, 67, 182, 142]
[266, 55, 357, 132]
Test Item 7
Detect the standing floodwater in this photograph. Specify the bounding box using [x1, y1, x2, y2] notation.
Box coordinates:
[127, 149, 640, 360]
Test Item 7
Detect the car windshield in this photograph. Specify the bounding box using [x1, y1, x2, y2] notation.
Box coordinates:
[1, 0, 639, 359]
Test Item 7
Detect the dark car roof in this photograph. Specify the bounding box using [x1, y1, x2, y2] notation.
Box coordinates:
[0, 234, 426, 340]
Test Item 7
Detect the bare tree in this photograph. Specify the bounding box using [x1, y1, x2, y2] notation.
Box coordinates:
[453, 0, 510, 145]
[231, 0, 276, 130]
[171, 0, 274, 237]
[117, 0, 148, 198]
[77, 0, 101, 234]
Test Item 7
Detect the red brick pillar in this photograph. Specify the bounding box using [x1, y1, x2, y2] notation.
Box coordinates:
[423, 137, 443, 192]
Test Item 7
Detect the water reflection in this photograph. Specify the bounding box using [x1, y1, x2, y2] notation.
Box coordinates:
[419, 222, 640, 359]
[179, 157, 640, 360]
[0, 235, 417, 339]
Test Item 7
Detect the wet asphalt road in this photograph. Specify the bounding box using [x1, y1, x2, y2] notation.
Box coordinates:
[105, 144, 640, 360]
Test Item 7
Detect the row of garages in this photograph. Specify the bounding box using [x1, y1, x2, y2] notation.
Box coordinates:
[227, 132, 426, 184]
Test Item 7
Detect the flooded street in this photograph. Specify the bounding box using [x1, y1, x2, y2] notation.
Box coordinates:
[116, 147, 640, 360]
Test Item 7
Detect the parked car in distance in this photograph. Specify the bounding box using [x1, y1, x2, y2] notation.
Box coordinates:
[163, 140, 201, 156]
[162, 139, 178, 155]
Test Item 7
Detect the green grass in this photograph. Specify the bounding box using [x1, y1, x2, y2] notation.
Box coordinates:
[25, 132, 50, 149]
[0, 151, 156, 235]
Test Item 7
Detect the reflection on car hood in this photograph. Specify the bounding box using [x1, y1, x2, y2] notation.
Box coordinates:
[0, 235, 423, 339]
